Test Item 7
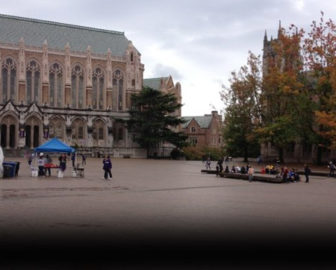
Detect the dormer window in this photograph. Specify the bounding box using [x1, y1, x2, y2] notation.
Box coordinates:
[130, 52, 134, 62]
[191, 127, 196, 133]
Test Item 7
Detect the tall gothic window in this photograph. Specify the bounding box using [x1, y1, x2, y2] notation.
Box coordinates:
[71, 65, 84, 109]
[92, 67, 104, 109]
[1, 58, 16, 103]
[26, 60, 40, 104]
[71, 118, 85, 141]
[113, 70, 123, 111]
[49, 63, 63, 107]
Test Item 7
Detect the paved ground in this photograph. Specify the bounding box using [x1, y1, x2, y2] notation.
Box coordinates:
[1, 157, 336, 268]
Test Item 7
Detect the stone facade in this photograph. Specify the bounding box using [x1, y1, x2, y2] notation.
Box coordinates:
[0, 14, 147, 157]
[182, 111, 223, 149]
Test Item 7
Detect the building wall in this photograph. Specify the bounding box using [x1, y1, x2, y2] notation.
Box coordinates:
[0, 37, 146, 157]
[182, 111, 223, 149]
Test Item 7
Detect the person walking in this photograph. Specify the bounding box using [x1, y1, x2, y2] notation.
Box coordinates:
[45, 154, 52, 177]
[304, 164, 311, 183]
[37, 153, 45, 176]
[248, 166, 254, 182]
[103, 155, 112, 180]
[81, 154, 86, 166]
[205, 157, 211, 170]
[71, 153, 76, 168]
[328, 161, 335, 177]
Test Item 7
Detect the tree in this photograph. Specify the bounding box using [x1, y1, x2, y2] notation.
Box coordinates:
[126, 86, 188, 158]
[303, 12, 336, 162]
[256, 25, 309, 162]
[221, 52, 261, 161]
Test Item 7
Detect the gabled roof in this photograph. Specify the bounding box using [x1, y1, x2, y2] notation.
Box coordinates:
[0, 14, 130, 56]
[143, 77, 169, 91]
[182, 115, 213, 129]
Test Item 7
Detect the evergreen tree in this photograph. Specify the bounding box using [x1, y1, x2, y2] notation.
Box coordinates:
[126, 86, 187, 158]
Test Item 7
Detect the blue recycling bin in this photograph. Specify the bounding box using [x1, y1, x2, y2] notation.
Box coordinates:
[2, 161, 19, 178]
[2, 164, 12, 178]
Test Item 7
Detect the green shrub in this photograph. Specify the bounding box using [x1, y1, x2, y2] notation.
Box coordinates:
[183, 146, 224, 161]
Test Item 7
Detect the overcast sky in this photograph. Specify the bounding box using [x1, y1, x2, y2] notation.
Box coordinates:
[1, 0, 335, 116]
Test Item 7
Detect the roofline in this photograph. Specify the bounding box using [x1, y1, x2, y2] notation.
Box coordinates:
[0, 13, 125, 36]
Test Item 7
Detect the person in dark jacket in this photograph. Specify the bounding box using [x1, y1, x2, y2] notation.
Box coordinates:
[304, 164, 311, 183]
[103, 155, 112, 180]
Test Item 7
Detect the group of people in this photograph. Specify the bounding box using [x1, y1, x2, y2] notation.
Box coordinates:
[213, 157, 255, 182]
[208, 155, 312, 183]
[35, 153, 67, 177]
[28, 151, 113, 180]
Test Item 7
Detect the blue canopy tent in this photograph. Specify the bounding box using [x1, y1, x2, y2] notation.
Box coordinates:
[34, 138, 75, 153]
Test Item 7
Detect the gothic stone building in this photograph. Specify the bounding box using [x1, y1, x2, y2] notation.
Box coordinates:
[0, 14, 147, 157]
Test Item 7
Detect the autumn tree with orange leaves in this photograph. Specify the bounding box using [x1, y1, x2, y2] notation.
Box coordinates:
[303, 12, 336, 163]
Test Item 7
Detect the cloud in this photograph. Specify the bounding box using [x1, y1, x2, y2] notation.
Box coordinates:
[150, 64, 183, 81]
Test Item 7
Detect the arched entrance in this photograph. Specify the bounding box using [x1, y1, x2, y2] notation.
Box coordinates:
[0, 115, 17, 148]
[25, 116, 41, 148]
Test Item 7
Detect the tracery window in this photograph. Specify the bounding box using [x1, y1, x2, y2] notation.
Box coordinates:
[92, 119, 105, 144]
[113, 70, 123, 111]
[92, 67, 104, 109]
[71, 65, 84, 109]
[1, 58, 17, 103]
[26, 60, 40, 104]
[49, 63, 63, 107]
[49, 117, 65, 140]
[71, 119, 85, 141]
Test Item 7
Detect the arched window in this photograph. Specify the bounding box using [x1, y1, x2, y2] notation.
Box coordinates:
[71, 118, 86, 141]
[92, 119, 105, 146]
[113, 70, 123, 111]
[92, 67, 104, 109]
[49, 63, 63, 107]
[26, 60, 40, 104]
[49, 117, 65, 140]
[71, 65, 84, 109]
[1, 58, 16, 103]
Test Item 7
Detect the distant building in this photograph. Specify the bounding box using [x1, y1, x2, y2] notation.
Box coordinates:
[143, 76, 182, 119]
[182, 111, 223, 148]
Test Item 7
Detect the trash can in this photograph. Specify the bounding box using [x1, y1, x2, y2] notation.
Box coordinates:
[2, 163, 14, 178]
[2, 161, 19, 178]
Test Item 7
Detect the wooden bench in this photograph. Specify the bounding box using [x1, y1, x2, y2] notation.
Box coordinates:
[219, 172, 284, 183]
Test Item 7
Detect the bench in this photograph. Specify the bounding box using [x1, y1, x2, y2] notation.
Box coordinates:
[219, 172, 284, 184]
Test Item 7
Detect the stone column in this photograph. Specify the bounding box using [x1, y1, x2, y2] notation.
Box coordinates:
[87, 117, 93, 147]
[42, 40, 49, 104]
[18, 37, 26, 104]
[18, 113, 26, 148]
[86, 46, 92, 108]
[64, 43, 71, 107]
[106, 48, 113, 109]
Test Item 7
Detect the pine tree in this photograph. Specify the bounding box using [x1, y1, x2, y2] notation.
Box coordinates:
[126, 87, 187, 158]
